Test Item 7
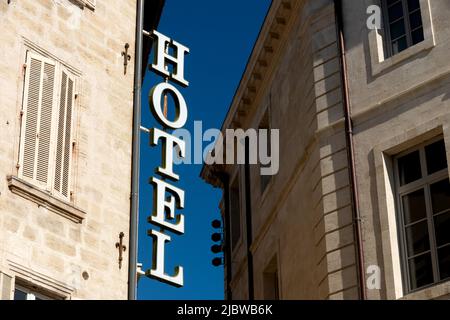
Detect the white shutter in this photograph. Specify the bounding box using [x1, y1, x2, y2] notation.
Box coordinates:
[19, 52, 57, 189]
[53, 69, 75, 200]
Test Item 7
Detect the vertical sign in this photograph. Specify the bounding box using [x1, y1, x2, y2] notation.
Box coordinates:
[146, 30, 189, 288]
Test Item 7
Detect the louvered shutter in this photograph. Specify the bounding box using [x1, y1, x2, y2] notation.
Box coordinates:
[19, 52, 57, 189]
[53, 69, 74, 199]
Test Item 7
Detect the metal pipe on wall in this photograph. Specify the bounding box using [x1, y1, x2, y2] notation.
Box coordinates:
[128, 0, 145, 301]
[334, 0, 367, 300]
[244, 139, 255, 300]
[219, 172, 233, 300]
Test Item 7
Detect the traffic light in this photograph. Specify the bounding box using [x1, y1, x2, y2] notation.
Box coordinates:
[212, 257, 223, 267]
[212, 219, 221, 229]
[210, 219, 224, 267]
[211, 244, 222, 254]
[211, 233, 221, 242]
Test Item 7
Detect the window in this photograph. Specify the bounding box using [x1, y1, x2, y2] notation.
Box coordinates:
[382, 0, 424, 57]
[18, 51, 77, 201]
[14, 285, 54, 300]
[259, 109, 272, 195]
[395, 138, 450, 292]
[229, 174, 241, 250]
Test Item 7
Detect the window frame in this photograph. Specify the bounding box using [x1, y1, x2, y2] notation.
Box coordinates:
[18, 51, 58, 192]
[394, 136, 450, 293]
[368, 0, 435, 76]
[381, 0, 424, 58]
[18, 50, 78, 203]
[13, 283, 63, 300]
[14, 284, 52, 300]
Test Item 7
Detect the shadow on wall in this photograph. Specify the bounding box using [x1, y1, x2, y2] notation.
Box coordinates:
[309, 2, 361, 299]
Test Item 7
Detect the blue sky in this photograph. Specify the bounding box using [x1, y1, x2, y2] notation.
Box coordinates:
[138, 0, 271, 300]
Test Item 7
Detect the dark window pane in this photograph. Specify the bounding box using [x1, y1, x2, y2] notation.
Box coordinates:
[405, 221, 430, 256]
[411, 28, 425, 45]
[402, 189, 427, 224]
[407, 0, 421, 12]
[14, 289, 27, 300]
[434, 212, 450, 247]
[409, 10, 423, 30]
[387, 0, 401, 7]
[425, 139, 447, 174]
[398, 151, 422, 186]
[430, 179, 450, 214]
[408, 253, 434, 290]
[388, 1, 404, 22]
[438, 246, 450, 281]
[390, 19, 407, 40]
[392, 37, 408, 54]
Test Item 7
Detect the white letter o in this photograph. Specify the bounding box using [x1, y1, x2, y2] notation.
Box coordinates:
[150, 82, 188, 129]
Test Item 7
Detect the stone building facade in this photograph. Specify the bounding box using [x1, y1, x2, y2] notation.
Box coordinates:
[0, 0, 162, 299]
[202, 0, 450, 300]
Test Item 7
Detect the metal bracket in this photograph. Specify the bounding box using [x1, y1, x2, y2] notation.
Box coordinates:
[137, 263, 146, 282]
[121, 43, 131, 75]
[115, 232, 127, 269]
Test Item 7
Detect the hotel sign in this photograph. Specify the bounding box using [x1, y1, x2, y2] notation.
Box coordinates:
[147, 30, 189, 288]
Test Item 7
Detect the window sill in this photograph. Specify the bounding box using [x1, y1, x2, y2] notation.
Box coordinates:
[369, 31, 435, 76]
[7, 176, 85, 224]
[400, 280, 450, 300]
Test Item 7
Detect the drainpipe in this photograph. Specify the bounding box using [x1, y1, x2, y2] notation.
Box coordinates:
[128, 0, 145, 301]
[244, 139, 254, 300]
[219, 172, 233, 300]
[334, 0, 367, 300]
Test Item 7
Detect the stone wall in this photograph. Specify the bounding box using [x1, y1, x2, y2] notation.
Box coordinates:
[218, 0, 359, 300]
[0, 0, 136, 299]
[344, 0, 450, 300]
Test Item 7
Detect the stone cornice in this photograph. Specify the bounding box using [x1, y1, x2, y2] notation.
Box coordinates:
[201, 0, 299, 185]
